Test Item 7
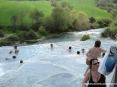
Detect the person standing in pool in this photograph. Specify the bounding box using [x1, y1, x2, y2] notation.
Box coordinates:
[14, 45, 19, 55]
[50, 43, 53, 49]
[85, 40, 106, 76]
[68, 46, 72, 52]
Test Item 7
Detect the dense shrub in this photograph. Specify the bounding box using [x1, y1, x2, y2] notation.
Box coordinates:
[45, 5, 71, 33]
[6, 34, 19, 42]
[18, 30, 38, 42]
[0, 31, 4, 37]
[30, 10, 44, 31]
[0, 40, 13, 46]
[0, 24, 3, 29]
[101, 20, 117, 39]
[73, 12, 90, 30]
[89, 17, 96, 23]
[90, 23, 99, 29]
[97, 18, 112, 28]
[101, 28, 110, 37]
[19, 24, 30, 31]
[38, 26, 48, 36]
[25, 40, 38, 44]
[0, 34, 19, 46]
[80, 34, 90, 41]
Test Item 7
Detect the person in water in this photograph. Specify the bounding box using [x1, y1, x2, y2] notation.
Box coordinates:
[77, 51, 80, 55]
[50, 43, 53, 49]
[14, 45, 19, 54]
[20, 60, 23, 64]
[82, 48, 85, 54]
[82, 59, 106, 87]
[68, 46, 72, 52]
[9, 45, 19, 55]
[85, 40, 106, 76]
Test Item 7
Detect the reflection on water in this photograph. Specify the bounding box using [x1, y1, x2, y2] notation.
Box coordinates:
[0, 28, 116, 87]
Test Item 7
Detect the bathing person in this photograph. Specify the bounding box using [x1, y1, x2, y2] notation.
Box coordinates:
[82, 59, 106, 87]
[9, 45, 19, 55]
[9, 51, 13, 54]
[77, 51, 80, 55]
[12, 56, 16, 59]
[68, 46, 72, 52]
[20, 60, 23, 64]
[85, 40, 106, 75]
[14, 45, 19, 54]
[82, 48, 85, 54]
[50, 44, 53, 49]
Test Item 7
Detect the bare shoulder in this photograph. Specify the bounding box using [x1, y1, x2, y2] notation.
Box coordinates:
[85, 69, 90, 79]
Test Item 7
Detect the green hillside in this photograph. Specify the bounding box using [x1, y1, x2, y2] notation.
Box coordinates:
[66, 0, 112, 19]
[0, 0, 112, 26]
[0, 1, 52, 26]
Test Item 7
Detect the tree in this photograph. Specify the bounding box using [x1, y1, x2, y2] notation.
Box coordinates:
[11, 15, 18, 32]
[30, 10, 44, 31]
[73, 12, 90, 30]
[89, 17, 96, 24]
[111, 9, 117, 18]
[45, 5, 71, 33]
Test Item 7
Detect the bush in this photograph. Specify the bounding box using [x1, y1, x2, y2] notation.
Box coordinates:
[0, 31, 4, 37]
[0, 34, 19, 46]
[73, 12, 90, 30]
[30, 10, 44, 31]
[109, 27, 117, 39]
[38, 26, 48, 36]
[26, 30, 38, 40]
[19, 24, 30, 31]
[6, 35, 19, 42]
[25, 40, 38, 44]
[97, 18, 112, 28]
[90, 22, 99, 29]
[80, 34, 90, 41]
[0, 40, 13, 46]
[101, 20, 117, 39]
[0, 24, 3, 29]
[89, 17, 96, 23]
[101, 28, 110, 38]
[18, 30, 38, 42]
[45, 6, 71, 33]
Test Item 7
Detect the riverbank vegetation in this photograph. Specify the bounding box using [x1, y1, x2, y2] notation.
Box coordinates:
[98, 0, 117, 39]
[101, 20, 117, 39]
[0, 0, 114, 46]
[80, 34, 90, 41]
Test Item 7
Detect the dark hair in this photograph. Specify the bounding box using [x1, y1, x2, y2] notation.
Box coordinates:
[14, 45, 17, 49]
[89, 59, 98, 69]
[12, 56, 16, 59]
[69, 46, 72, 49]
[94, 40, 101, 47]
